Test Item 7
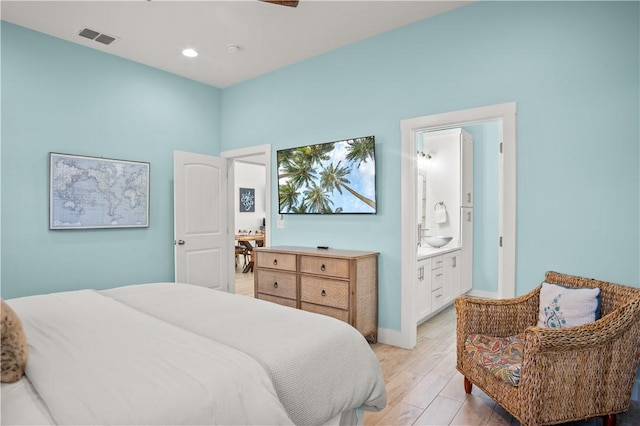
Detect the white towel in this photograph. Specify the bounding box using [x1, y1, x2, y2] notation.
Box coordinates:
[435, 207, 447, 224]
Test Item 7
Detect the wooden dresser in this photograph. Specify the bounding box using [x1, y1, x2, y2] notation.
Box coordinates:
[254, 246, 379, 343]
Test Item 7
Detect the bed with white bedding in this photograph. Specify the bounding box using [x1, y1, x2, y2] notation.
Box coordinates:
[1, 283, 387, 425]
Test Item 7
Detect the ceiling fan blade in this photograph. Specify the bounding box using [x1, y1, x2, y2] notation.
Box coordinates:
[260, 0, 299, 7]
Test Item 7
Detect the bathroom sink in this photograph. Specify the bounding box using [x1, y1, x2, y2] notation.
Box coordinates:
[423, 236, 453, 248]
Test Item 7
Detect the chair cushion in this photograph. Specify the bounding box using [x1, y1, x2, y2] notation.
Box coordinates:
[537, 282, 601, 328]
[464, 333, 524, 386]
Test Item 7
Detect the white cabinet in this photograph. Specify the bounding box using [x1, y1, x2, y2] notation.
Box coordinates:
[416, 249, 462, 324]
[415, 258, 432, 322]
[443, 251, 461, 304]
[431, 256, 445, 312]
[460, 208, 473, 294]
[461, 133, 473, 207]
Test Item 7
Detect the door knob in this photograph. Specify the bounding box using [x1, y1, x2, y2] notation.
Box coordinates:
[177, 240, 185, 245]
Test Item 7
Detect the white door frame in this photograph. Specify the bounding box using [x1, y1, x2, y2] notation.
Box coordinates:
[396, 102, 516, 349]
[221, 144, 271, 293]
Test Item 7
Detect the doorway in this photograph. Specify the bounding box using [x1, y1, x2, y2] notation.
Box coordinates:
[395, 102, 516, 349]
[221, 144, 272, 295]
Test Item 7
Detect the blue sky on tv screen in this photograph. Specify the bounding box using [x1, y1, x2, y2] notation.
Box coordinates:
[325, 142, 375, 213]
[278, 138, 376, 214]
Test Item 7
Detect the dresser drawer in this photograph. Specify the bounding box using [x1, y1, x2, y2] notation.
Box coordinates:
[256, 251, 297, 271]
[301, 302, 349, 323]
[300, 276, 349, 309]
[300, 255, 350, 279]
[258, 293, 297, 309]
[256, 270, 297, 299]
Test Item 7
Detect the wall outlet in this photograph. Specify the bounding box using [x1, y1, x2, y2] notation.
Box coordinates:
[276, 215, 285, 229]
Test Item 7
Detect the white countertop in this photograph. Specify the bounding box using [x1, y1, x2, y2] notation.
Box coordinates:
[417, 244, 462, 260]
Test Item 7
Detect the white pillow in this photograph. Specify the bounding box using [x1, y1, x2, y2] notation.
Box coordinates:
[537, 282, 601, 328]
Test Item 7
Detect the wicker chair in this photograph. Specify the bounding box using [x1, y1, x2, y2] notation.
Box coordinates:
[455, 271, 640, 426]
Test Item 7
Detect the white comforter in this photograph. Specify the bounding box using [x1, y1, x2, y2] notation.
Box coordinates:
[102, 283, 387, 426]
[6, 290, 293, 425]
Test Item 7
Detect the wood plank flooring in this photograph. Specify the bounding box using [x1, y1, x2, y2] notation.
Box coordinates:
[365, 306, 639, 426]
[233, 274, 639, 426]
[234, 266, 255, 297]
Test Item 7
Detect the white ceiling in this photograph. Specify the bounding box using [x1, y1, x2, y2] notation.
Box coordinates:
[1, 0, 471, 88]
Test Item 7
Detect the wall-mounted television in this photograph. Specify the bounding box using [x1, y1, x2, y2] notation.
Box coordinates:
[277, 136, 377, 214]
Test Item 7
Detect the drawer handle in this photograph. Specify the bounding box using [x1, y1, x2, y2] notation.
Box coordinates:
[436, 273, 443, 277]
[320, 264, 326, 271]
[321, 289, 327, 297]
[273, 282, 278, 289]
[273, 259, 278, 265]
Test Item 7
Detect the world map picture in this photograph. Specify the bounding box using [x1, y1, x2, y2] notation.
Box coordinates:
[49, 153, 150, 229]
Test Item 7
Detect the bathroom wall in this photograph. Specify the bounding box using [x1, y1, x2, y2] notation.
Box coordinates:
[462, 122, 500, 293]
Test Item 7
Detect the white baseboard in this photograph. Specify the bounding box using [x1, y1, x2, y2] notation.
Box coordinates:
[632, 379, 640, 402]
[376, 327, 408, 348]
[466, 290, 499, 299]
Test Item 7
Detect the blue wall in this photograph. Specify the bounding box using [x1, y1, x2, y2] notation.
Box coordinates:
[463, 122, 500, 294]
[221, 1, 639, 330]
[1, 2, 638, 333]
[1, 22, 221, 298]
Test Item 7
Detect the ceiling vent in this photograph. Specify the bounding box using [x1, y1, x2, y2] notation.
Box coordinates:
[78, 27, 118, 46]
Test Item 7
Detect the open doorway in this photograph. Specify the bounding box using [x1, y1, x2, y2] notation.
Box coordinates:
[221, 144, 272, 296]
[391, 102, 516, 349]
[418, 120, 501, 298]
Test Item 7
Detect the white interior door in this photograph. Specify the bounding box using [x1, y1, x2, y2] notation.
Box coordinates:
[174, 151, 228, 290]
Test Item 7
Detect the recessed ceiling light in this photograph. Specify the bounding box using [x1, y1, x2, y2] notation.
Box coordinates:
[182, 48, 198, 58]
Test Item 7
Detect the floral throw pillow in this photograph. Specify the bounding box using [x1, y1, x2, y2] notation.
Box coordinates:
[537, 282, 601, 328]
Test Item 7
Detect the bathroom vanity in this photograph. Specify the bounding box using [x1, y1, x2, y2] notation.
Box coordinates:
[416, 246, 466, 323]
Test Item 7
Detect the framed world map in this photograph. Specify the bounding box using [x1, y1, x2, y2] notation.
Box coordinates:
[49, 153, 150, 229]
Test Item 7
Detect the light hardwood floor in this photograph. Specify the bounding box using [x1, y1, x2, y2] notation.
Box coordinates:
[365, 307, 639, 426]
[233, 274, 639, 426]
[234, 263, 255, 297]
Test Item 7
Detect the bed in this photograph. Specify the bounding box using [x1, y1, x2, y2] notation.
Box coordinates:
[1, 283, 387, 425]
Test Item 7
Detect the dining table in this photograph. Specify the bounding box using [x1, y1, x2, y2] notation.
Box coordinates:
[235, 233, 265, 273]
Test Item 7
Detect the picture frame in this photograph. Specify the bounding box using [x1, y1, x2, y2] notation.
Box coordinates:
[49, 152, 150, 229]
[239, 187, 255, 212]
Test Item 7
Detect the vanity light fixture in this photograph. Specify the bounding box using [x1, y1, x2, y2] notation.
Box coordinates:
[182, 48, 198, 58]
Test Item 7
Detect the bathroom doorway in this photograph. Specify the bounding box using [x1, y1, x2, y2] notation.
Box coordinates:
[396, 102, 517, 349]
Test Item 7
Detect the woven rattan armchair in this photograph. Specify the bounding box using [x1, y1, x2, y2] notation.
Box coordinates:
[455, 271, 640, 426]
